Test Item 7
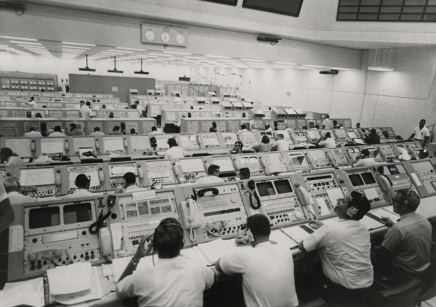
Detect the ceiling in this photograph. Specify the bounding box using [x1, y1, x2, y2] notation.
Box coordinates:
[0, 0, 435, 69]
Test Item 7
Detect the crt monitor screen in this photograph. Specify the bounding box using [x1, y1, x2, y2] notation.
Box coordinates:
[290, 154, 309, 167]
[71, 137, 95, 154]
[211, 156, 235, 172]
[256, 181, 276, 197]
[64, 203, 93, 224]
[349, 174, 364, 187]
[334, 129, 347, 138]
[5, 138, 32, 158]
[274, 179, 293, 194]
[29, 207, 60, 229]
[221, 133, 238, 146]
[361, 172, 376, 185]
[308, 149, 327, 160]
[21, 168, 55, 186]
[40, 138, 65, 157]
[109, 163, 138, 177]
[102, 137, 125, 154]
[129, 135, 149, 152]
[307, 131, 320, 140]
[180, 158, 205, 173]
[67, 165, 101, 190]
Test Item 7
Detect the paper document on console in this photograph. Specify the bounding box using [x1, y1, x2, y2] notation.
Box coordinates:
[360, 215, 385, 230]
[281, 225, 312, 244]
[196, 238, 238, 265]
[367, 207, 400, 224]
[47, 262, 92, 295]
[48, 266, 105, 305]
[0, 277, 44, 307]
[269, 229, 297, 249]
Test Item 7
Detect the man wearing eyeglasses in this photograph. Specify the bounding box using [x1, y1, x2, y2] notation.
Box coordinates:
[299, 191, 373, 307]
[374, 189, 432, 280]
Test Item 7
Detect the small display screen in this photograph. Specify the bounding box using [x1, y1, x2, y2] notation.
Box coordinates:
[211, 156, 235, 172]
[5, 138, 32, 158]
[275, 180, 293, 194]
[256, 181, 276, 197]
[349, 174, 364, 187]
[72, 137, 95, 154]
[64, 203, 93, 224]
[129, 135, 149, 152]
[110, 163, 138, 177]
[21, 168, 55, 186]
[29, 207, 60, 229]
[308, 150, 327, 160]
[307, 131, 320, 140]
[156, 136, 170, 150]
[180, 159, 205, 173]
[103, 137, 125, 154]
[200, 133, 220, 147]
[40, 138, 65, 157]
[334, 129, 347, 138]
[362, 172, 376, 185]
[291, 155, 309, 167]
[221, 133, 238, 146]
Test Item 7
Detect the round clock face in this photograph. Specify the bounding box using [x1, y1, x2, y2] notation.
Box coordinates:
[176, 34, 185, 45]
[145, 30, 155, 42]
[161, 32, 171, 43]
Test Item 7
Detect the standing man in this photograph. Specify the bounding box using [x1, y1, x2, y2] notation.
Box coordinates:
[374, 189, 432, 280]
[135, 101, 145, 117]
[322, 114, 333, 130]
[216, 214, 299, 307]
[299, 191, 373, 307]
[117, 218, 215, 307]
[408, 119, 430, 147]
[80, 101, 93, 119]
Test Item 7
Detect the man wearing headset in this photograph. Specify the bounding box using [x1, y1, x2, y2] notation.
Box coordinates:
[64, 174, 94, 198]
[375, 189, 432, 279]
[116, 218, 215, 307]
[299, 191, 373, 307]
[216, 214, 299, 307]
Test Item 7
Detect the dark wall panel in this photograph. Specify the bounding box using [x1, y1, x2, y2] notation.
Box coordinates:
[69, 74, 155, 102]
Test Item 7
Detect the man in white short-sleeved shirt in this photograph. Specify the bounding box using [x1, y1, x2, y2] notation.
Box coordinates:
[164, 138, 185, 160]
[316, 132, 336, 148]
[408, 119, 430, 147]
[299, 191, 373, 306]
[322, 115, 333, 130]
[195, 164, 224, 185]
[117, 218, 215, 307]
[217, 214, 299, 307]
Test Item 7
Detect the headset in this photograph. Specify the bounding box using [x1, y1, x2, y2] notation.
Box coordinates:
[395, 188, 415, 206]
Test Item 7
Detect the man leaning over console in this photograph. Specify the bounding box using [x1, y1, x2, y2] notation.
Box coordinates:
[216, 214, 299, 307]
[299, 191, 373, 307]
[116, 218, 216, 307]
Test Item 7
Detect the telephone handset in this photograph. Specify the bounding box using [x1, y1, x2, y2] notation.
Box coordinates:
[180, 197, 201, 243]
[123, 137, 128, 150]
[196, 188, 219, 198]
[65, 139, 69, 152]
[55, 169, 62, 189]
[247, 180, 261, 210]
[377, 173, 393, 194]
[98, 167, 105, 183]
[295, 184, 316, 220]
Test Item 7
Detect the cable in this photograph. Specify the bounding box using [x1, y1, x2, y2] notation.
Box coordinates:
[89, 209, 112, 235]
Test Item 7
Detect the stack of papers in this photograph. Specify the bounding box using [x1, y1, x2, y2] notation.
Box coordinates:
[0, 277, 44, 307]
[281, 226, 312, 245]
[46, 262, 104, 305]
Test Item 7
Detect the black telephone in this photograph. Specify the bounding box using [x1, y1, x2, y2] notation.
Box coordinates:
[247, 180, 261, 209]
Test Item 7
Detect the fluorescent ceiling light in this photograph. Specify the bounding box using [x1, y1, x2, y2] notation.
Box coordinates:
[296, 66, 314, 70]
[205, 55, 231, 59]
[108, 49, 133, 54]
[164, 51, 192, 55]
[61, 45, 89, 50]
[62, 41, 96, 47]
[148, 52, 172, 57]
[368, 67, 394, 72]
[116, 47, 146, 51]
[0, 36, 37, 41]
[303, 65, 326, 69]
[242, 58, 266, 63]
[274, 61, 296, 66]
[185, 56, 205, 60]
[11, 41, 42, 45]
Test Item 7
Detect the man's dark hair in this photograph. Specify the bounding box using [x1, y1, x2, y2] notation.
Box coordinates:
[261, 135, 270, 144]
[86, 101, 91, 107]
[392, 189, 420, 212]
[54, 126, 62, 132]
[325, 132, 331, 138]
[0, 147, 13, 159]
[130, 128, 136, 134]
[361, 149, 370, 157]
[347, 191, 371, 220]
[29, 126, 36, 131]
[241, 124, 247, 130]
[153, 218, 184, 258]
[247, 214, 271, 238]
[370, 128, 377, 134]
[123, 172, 136, 186]
[167, 138, 177, 147]
[75, 174, 90, 189]
[113, 126, 120, 131]
[70, 123, 77, 130]
[151, 126, 157, 132]
[207, 164, 220, 175]
[94, 127, 101, 132]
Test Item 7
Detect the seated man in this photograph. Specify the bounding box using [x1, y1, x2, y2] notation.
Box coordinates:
[316, 132, 336, 148]
[0, 147, 25, 171]
[299, 191, 373, 306]
[3, 176, 34, 205]
[216, 214, 299, 307]
[64, 174, 94, 198]
[364, 129, 381, 145]
[354, 149, 377, 167]
[374, 189, 432, 280]
[195, 164, 224, 185]
[272, 133, 289, 151]
[118, 172, 147, 193]
[117, 218, 215, 307]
